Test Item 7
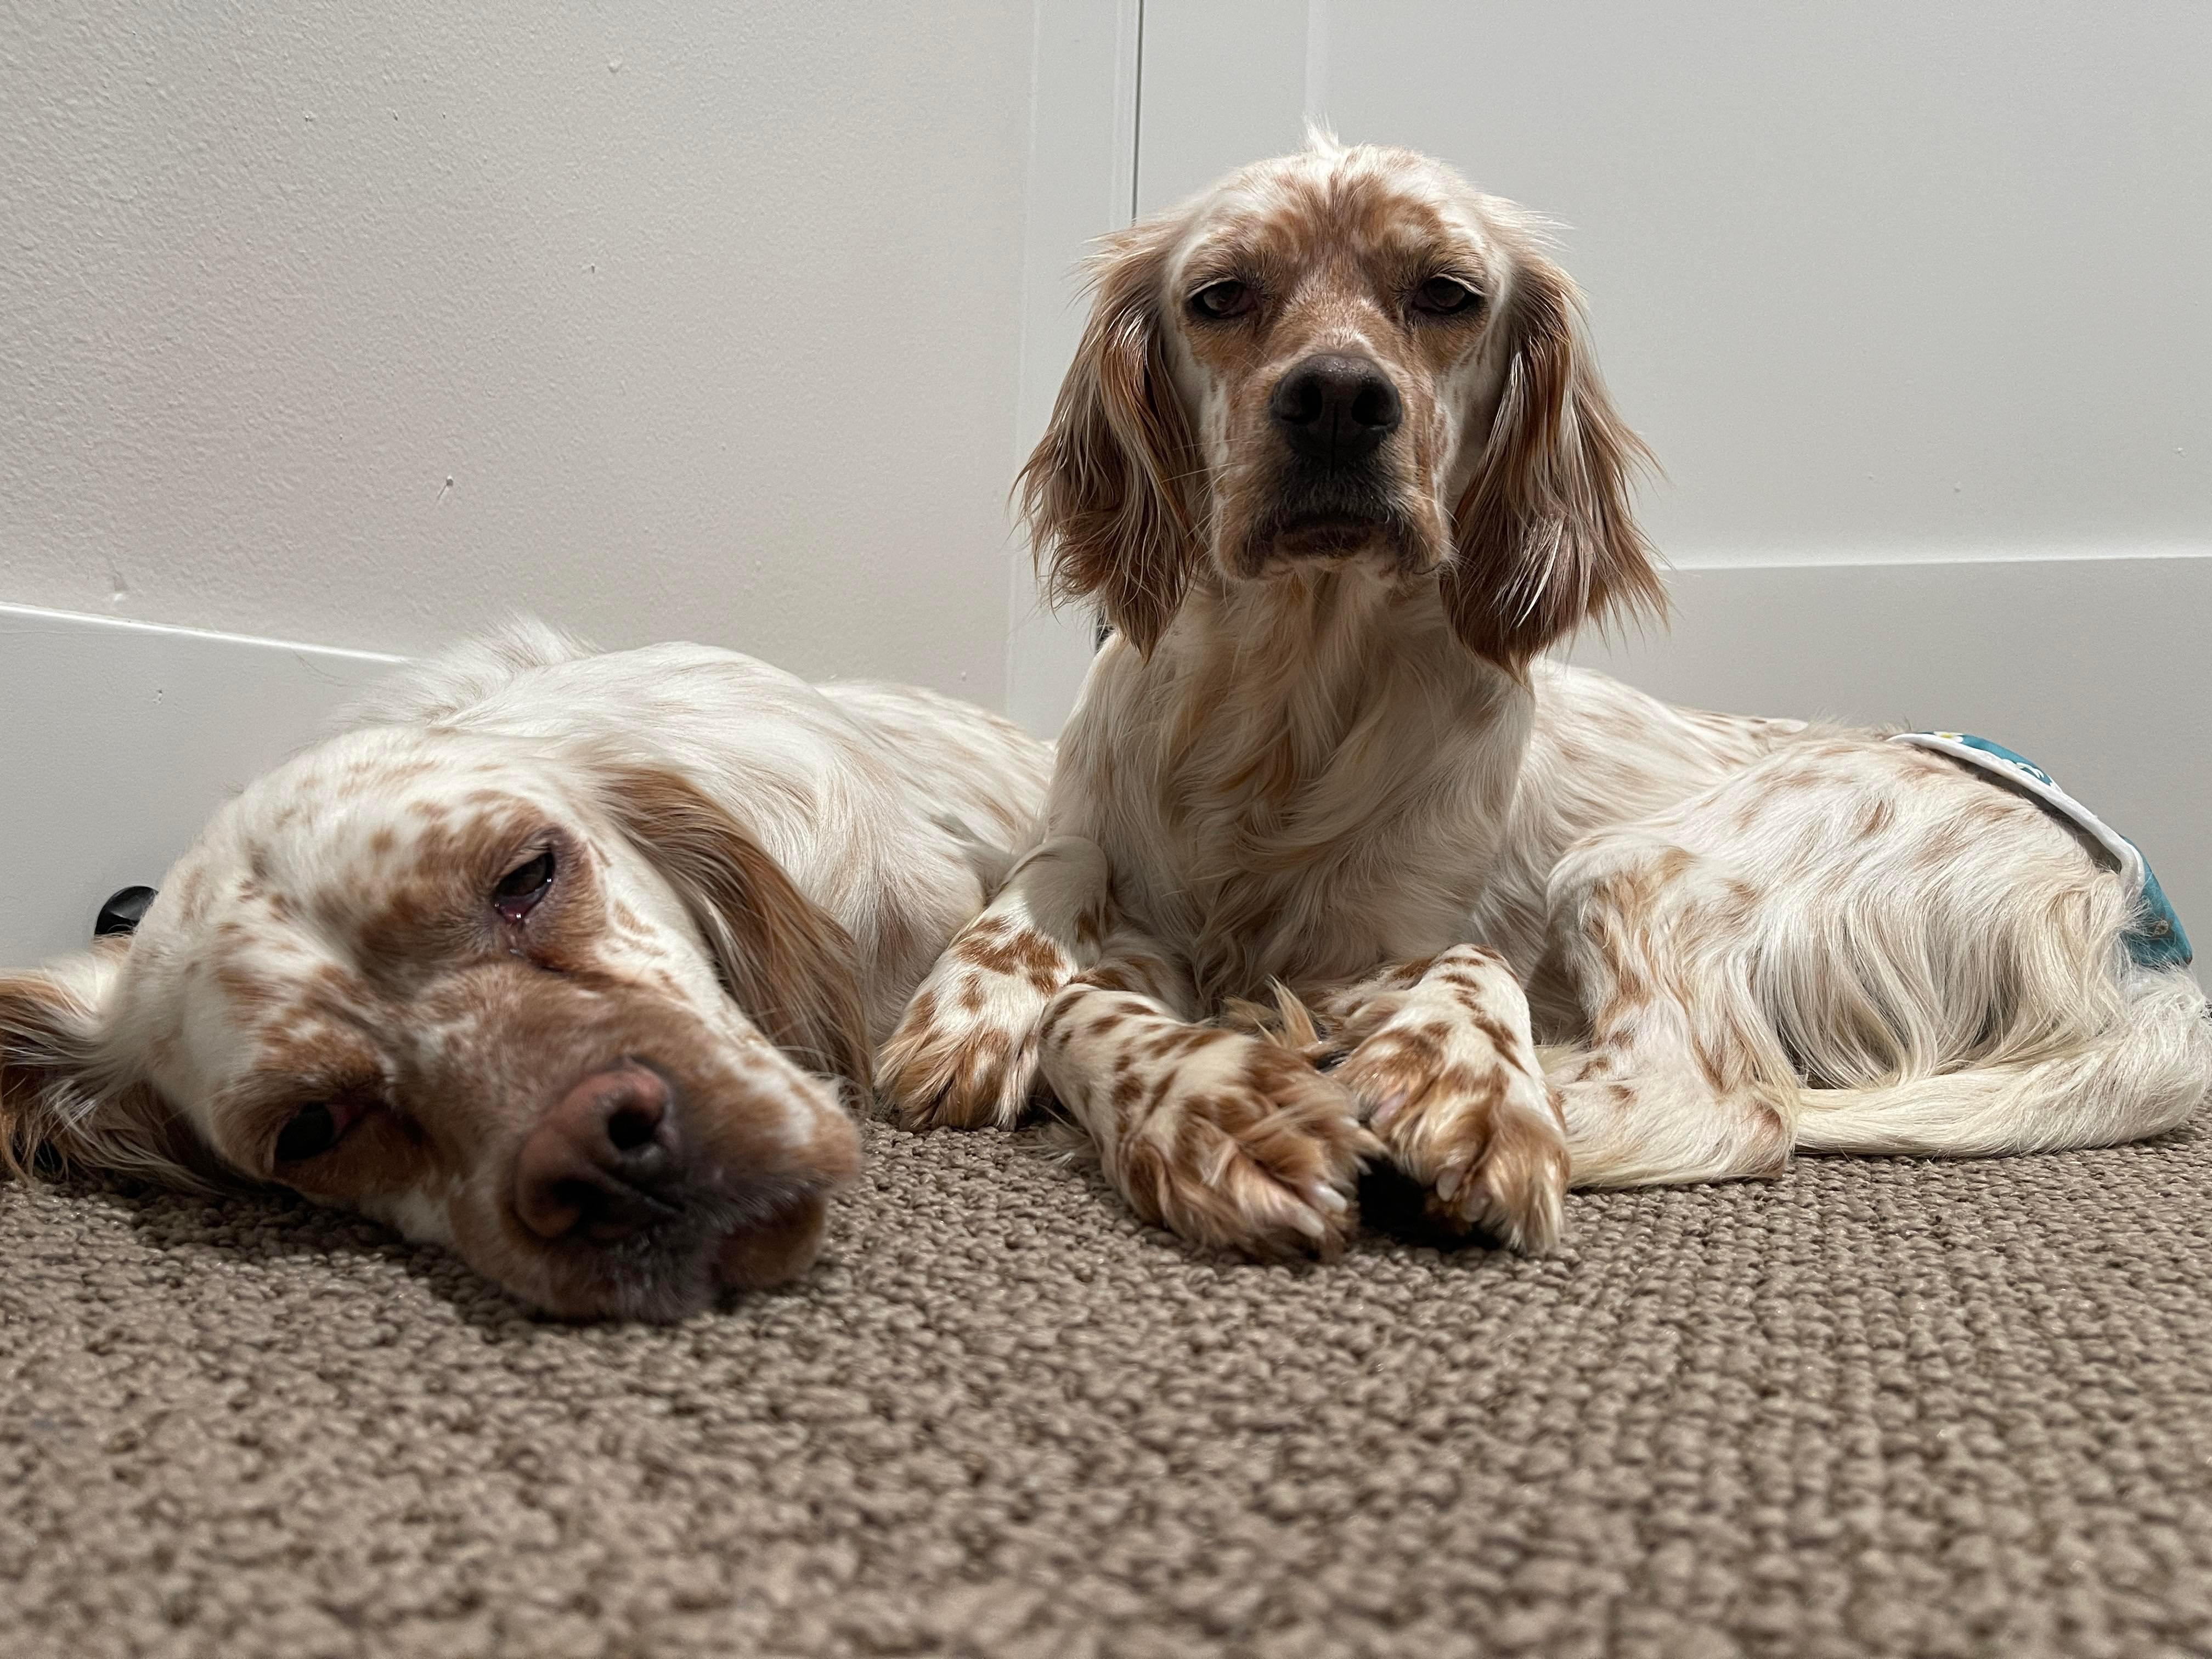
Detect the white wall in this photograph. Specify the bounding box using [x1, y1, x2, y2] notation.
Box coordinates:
[1003, 0, 1143, 736]
[1133, 0, 2212, 568]
[1, 1, 1036, 698]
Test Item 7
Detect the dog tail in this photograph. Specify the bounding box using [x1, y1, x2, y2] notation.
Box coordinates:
[1791, 963, 2211, 1158]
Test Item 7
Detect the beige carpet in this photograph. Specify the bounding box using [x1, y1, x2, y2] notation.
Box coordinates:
[7, 1120, 2212, 1659]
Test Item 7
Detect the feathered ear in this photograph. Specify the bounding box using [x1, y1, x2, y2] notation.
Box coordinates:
[1018, 216, 1205, 656]
[1442, 251, 1665, 671]
[2, 943, 213, 1189]
[594, 764, 873, 1094]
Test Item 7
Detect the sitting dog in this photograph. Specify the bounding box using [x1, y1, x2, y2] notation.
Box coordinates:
[1, 621, 1050, 1317]
[883, 134, 2208, 1256]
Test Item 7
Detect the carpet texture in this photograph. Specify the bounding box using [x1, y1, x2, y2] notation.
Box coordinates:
[7, 1120, 2212, 1659]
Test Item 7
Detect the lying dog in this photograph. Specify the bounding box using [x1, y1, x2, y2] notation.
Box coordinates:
[884, 135, 2208, 1256]
[2, 621, 1049, 1317]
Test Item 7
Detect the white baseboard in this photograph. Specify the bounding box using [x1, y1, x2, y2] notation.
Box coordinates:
[0, 605, 402, 963]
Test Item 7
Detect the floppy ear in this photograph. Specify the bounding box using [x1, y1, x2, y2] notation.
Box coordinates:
[1442, 252, 1666, 672]
[2, 943, 214, 1189]
[594, 764, 873, 1094]
[1018, 217, 1205, 656]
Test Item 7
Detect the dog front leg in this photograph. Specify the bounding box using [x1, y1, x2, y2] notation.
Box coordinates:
[881, 836, 1112, 1129]
[1039, 934, 1376, 1257]
[1317, 945, 1568, 1251]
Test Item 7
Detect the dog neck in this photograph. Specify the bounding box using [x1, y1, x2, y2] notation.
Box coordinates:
[1116, 561, 1530, 839]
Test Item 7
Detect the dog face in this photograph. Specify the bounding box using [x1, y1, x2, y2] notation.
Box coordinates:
[0, 726, 866, 1320]
[1024, 135, 1662, 665]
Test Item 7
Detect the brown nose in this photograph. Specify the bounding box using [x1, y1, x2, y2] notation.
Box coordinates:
[1268, 353, 1402, 464]
[513, 1060, 682, 1243]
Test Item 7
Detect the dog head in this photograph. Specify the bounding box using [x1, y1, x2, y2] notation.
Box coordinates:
[0, 727, 866, 1320]
[1024, 134, 1663, 667]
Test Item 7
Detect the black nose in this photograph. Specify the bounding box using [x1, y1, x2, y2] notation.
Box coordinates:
[1268, 353, 1402, 464]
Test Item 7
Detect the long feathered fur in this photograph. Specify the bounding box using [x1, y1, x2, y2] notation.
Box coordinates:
[882, 139, 2209, 1259]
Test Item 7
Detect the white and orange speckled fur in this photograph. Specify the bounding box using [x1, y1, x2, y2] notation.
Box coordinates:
[0, 621, 1051, 1317]
[882, 135, 2211, 1258]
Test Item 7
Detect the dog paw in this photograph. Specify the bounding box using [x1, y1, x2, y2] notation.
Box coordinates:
[878, 917, 1073, 1130]
[1104, 1034, 1379, 1259]
[1335, 1006, 1567, 1253]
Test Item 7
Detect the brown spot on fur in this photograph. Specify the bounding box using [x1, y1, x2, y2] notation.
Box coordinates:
[212, 962, 278, 1012]
[1378, 957, 1437, 992]
[962, 926, 1070, 983]
[1920, 817, 1975, 867]
[956, 1026, 1013, 1083]
[1084, 963, 1143, 996]
[1467, 1011, 1522, 1058]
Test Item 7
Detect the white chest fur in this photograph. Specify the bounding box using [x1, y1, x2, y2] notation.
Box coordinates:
[1051, 582, 1535, 1001]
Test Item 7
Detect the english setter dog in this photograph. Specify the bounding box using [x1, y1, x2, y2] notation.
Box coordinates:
[884, 136, 2208, 1257]
[1, 622, 1049, 1317]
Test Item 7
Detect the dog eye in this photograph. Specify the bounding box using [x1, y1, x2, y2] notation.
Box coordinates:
[492, 848, 556, 920]
[274, 1102, 340, 1164]
[1190, 279, 1256, 320]
[1413, 276, 1481, 317]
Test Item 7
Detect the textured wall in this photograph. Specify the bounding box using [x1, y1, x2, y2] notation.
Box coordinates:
[1, 2, 1034, 698]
